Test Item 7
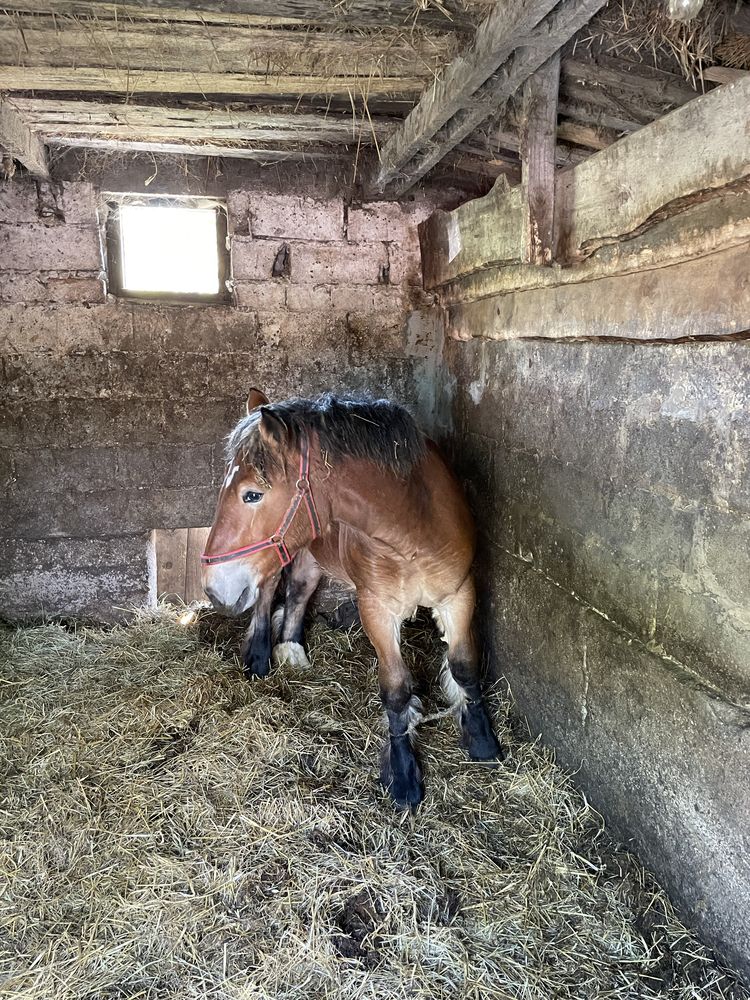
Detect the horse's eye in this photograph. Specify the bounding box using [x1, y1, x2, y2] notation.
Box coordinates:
[242, 490, 264, 504]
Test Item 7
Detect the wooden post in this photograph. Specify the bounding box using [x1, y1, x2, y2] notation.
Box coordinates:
[520, 53, 560, 266]
[0, 97, 49, 178]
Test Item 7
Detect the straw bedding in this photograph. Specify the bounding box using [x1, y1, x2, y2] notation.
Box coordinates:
[0, 608, 746, 1000]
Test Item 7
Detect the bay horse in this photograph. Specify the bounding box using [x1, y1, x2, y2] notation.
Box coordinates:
[202, 390, 503, 808]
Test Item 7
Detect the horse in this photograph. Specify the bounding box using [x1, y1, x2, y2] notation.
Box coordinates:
[201, 389, 503, 809]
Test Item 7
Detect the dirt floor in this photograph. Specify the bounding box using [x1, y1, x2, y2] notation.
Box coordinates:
[0, 607, 747, 1000]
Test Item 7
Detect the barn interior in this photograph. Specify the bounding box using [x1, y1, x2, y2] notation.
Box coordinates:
[1, 0, 749, 995]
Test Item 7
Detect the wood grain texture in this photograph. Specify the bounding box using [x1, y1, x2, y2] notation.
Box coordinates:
[447, 241, 750, 342]
[520, 54, 560, 266]
[0, 97, 49, 176]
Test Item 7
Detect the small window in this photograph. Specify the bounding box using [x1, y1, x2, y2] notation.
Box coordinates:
[105, 196, 229, 302]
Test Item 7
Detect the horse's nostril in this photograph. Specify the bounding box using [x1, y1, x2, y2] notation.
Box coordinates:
[204, 585, 220, 607]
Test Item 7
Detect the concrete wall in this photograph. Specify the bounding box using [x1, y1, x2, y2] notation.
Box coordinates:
[0, 175, 440, 619]
[441, 334, 750, 977]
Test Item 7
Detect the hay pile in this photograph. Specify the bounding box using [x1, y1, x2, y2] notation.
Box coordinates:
[0, 609, 746, 1000]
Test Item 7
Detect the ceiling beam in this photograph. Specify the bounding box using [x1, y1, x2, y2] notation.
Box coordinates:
[0, 0, 477, 31]
[0, 96, 49, 176]
[369, 0, 608, 198]
[46, 135, 344, 161]
[369, 0, 562, 195]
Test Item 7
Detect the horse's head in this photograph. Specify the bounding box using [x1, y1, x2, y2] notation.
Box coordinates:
[201, 388, 322, 615]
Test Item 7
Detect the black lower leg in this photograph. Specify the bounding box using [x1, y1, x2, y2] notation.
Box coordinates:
[379, 688, 424, 810]
[448, 658, 504, 762]
[241, 585, 274, 679]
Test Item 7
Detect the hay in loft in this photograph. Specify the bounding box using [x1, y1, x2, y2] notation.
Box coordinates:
[0, 609, 746, 1000]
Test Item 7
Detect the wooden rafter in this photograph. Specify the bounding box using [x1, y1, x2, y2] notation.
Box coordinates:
[0, 95, 49, 176]
[370, 0, 609, 197]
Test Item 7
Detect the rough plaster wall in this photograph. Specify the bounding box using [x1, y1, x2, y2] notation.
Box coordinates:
[0, 176, 441, 619]
[442, 335, 750, 978]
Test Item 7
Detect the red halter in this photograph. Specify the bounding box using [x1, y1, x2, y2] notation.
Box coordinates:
[200, 434, 321, 569]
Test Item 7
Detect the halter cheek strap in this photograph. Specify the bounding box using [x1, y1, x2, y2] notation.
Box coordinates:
[200, 435, 321, 569]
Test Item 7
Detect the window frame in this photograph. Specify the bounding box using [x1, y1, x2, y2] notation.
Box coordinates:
[104, 194, 231, 305]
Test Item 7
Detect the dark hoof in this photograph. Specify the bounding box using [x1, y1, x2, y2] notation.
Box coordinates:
[242, 645, 271, 680]
[462, 701, 506, 762]
[380, 739, 424, 811]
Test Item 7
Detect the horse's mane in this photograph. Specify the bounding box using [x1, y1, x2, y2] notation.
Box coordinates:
[226, 394, 426, 478]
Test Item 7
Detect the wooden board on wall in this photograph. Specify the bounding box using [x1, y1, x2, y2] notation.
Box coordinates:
[447, 241, 750, 342]
[154, 526, 210, 604]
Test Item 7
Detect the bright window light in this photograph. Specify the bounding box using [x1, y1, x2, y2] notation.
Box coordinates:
[118, 203, 222, 296]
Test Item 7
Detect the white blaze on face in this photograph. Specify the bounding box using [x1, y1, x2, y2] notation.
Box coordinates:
[224, 464, 240, 489]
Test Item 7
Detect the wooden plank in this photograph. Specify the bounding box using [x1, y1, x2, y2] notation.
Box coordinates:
[185, 527, 211, 604]
[0, 97, 49, 176]
[520, 54, 560, 266]
[0, 65, 425, 98]
[45, 134, 344, 160]
[11, 97, 392, 145]
[420, 176, 526, 288]
[0, 14, 451, 80]
[557, 75, 750, 258]
[370, 0, 561, 194]
[0, 0, 479, 31]
[447, 241, 750, 342]
[378, 0, 608, 197]
[561, 56, 698, 109]
[702, 66, 750, 85]
[154, 527, 188, 603]
[439, 183, 750, 301]
[556, 119, 619, 150]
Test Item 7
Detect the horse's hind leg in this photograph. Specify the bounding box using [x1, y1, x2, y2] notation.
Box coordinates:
[272, 549, 322, 669]
[241, 577, 276, 679]
[434, 576, 504, 761]
[359, 594, 423, 810]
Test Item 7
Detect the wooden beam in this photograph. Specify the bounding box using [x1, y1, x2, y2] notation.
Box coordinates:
[10, 97, 392, 146]
[556, 119, 620, 150]
[0, 96, 49, 177]
[557, 75, 750, 259]
[0, 0, 477, 31]
[702, 66, 750, 85]
[0, 66, 424, 99]
[0, 13, 451, 81]
[45, 135, 344, 161]
[520, 54, 560, 266]
[446, 241, 750, 343]
[372, 0, 608, 198]
[370, 0, 561, 195]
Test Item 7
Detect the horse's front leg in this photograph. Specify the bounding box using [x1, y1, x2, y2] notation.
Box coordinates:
[359, 593, 424, 810]
[272, 549, 323, 669]
[241, 577, 276, 679]
[434, 575, 504, 761]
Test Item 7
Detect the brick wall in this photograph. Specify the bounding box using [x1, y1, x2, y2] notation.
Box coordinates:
[0, 176, 441, 619]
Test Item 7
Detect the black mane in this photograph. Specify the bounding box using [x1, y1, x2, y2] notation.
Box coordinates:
[226, 394, 426, 479]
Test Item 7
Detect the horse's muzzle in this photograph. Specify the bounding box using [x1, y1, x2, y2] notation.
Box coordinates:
[202, 563, 258, 616]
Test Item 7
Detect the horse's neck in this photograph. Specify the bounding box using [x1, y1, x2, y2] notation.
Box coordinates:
[320, 463, 416, 545]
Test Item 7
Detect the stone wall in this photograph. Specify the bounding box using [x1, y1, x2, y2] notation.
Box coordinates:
[0, 175, 440, 619]
[441, 335, 750, 977]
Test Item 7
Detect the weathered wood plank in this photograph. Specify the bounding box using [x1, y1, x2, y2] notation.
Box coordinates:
[557, 75, 750, 258]
[0, 0, 479, 31]
[556, 119, 619, 150]
[46, 134, 344, 160]
[561, 56, 698, 109]
[12, 97, 392, 145]
[420, 177, 526, 288]
[379, 0, 608, 197]
[154, 527, 189, 603]
[371, 0, 561, 194]
[520, 54, 560, 266]
[0, 65, 425, 98]
[447, 241, 750, 342]
[439, 183, 750, 302]
[185, 527, 210, 604]
[0, 97, 49, 176]
[0, 14, 451, 79]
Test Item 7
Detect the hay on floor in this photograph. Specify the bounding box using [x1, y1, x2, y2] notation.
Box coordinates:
[0, 608, 746, 1000]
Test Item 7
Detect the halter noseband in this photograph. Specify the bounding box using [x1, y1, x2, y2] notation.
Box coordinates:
[200, 434, 321, 570]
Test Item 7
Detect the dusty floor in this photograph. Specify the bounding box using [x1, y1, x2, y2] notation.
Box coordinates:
[0, 608, 747, 1000]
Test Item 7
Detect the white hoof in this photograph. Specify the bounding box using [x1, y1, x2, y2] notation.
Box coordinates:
[272, 641, 310, 669]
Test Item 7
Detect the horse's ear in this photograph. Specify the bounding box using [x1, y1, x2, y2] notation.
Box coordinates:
[246, 387, 269, 414]
[258, 406, 289, 448]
